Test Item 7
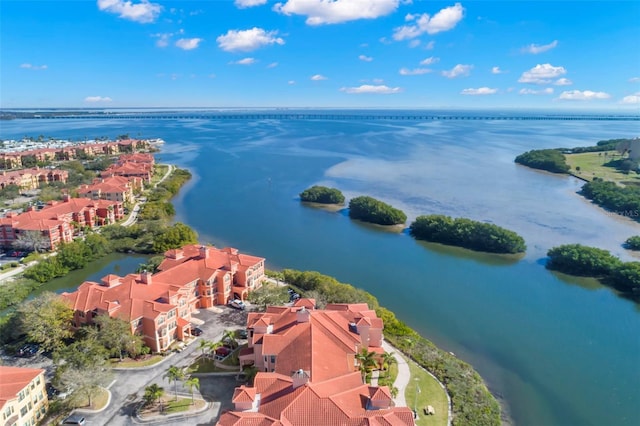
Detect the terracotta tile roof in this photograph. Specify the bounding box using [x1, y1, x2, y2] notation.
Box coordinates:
[0, 367, 44, 409]
[293, 298, 316, 309]
[233, 386, 257, 403]
[217, 412, 282, 426]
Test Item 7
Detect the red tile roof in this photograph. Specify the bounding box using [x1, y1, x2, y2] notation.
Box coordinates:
[0, 367, 44, 410]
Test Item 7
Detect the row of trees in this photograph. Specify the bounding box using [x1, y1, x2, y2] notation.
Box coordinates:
[299, 185, 345, 204]
[409, 214, 527, 254]
[514, 149, 571, 173]
[547, 244, 639, 297]
[348, 196, 407, 226]
[279, 269, 501, 426]
[0, 292, 150, 408]
[143, 366, 200, 412]
[580, 178, 640, 222]
[23, 234, 112, 283]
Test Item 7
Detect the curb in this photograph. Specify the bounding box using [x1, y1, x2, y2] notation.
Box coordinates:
[112, 353, 176, 371]
[133, 397, 210, 424]
[73, 387, 112, 414]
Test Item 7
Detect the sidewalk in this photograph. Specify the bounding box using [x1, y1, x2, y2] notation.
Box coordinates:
[382, 340, 409, 408]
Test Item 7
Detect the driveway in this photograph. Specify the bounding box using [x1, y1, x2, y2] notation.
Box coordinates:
[81, 306, 250, 426]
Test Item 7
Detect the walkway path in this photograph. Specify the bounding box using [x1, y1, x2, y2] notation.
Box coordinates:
[382, 340, 409, 408]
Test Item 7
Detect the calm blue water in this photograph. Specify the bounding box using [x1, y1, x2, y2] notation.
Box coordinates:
[2, 112, 639, 426]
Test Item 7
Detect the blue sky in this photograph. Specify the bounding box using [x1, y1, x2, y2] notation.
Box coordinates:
[1, 0, 639, 109]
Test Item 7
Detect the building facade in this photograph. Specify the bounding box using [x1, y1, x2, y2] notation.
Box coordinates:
[0, 367, 49, 426]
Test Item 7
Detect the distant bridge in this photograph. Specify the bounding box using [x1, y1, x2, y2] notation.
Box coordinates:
[25, 113, 640, 121]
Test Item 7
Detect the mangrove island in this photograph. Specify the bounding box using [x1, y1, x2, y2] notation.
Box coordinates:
[348, 196, 407, 226]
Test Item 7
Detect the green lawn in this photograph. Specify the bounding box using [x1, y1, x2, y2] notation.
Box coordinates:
[565, 151, 640, 186]
[110, 354, 164, 368]
[71, 387, 109, 410]
[405, 362, 448, 426]
[377, 362, 398, 388]
[139, 396, 206, 418]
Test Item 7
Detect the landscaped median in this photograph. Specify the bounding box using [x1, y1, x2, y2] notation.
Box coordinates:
[136, 394, 208, 421]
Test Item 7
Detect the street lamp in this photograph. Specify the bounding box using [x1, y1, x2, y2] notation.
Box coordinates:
[413, 378, 421, 420]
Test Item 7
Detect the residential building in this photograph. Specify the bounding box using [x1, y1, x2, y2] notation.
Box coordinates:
[78, 176, 138, 204]
[219, 300, 414, 426]
[0, 367, 49, 426]
[0, 196, 123, 249]
[62, 245, 266, 352]
[0, 167, 68, 190]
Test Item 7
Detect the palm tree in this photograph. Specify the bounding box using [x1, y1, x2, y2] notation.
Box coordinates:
[198, 339, 211, 358]
[163, 365, 185, 401]
[222, 329, 238, 349]
[143, 384, 164, 410]
[356, 348, 378, 384]
[207, 341, 223, 360]
[381, 352, 397, 375]
[184, 377, 200, 405]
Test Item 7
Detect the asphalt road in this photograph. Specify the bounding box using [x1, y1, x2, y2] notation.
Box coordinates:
[81, 306, 249, 426]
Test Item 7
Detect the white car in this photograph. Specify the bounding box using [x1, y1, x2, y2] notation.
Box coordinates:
[229, 299, 245, 310]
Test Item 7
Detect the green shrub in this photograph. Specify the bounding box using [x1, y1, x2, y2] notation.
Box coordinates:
[299, 186, 345, 204]
[348, 196, 406, 225]
[515, 149, 570, 173]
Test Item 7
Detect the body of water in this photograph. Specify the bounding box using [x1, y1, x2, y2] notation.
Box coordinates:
[2, 112, 639, 425]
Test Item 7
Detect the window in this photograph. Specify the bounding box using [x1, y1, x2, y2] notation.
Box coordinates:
[270, 355, 276, 363]
[20, 406, 28, 417]
[18, 390, 26, 402]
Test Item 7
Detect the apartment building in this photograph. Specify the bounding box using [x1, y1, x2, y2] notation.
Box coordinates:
[0, 367, 49, 426]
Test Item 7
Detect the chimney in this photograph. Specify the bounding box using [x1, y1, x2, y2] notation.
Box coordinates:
[141, 271, 153, 285]
[63, 194, 71, 202]
[199, 245, 208, 259]
[292, 369, 310, 389]
[296, 307, 310, 323]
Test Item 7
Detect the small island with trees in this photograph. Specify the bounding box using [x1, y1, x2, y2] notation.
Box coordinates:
[547, 244, 639, 300]
[624, 236, 640, 251]
[348, 196, 407, 226]
[409, 214, 527, 254]
[299, 185, 345, 205]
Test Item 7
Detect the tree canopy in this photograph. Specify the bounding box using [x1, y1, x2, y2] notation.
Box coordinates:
[580, 178, 640, 222]
[348, 196, 406, 226]
[515, 149, 570, 173]
[409, 214, 527, 254]
[15, 292, 74, 352]
[299, 185, 345, 204]
[625, 236, 640, 251]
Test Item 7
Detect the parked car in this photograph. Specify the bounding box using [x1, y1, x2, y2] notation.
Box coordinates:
[45, 383, 60, 399]
[190, 327, 203, 336]
[236, 329, 248, 339]
[17, 343, 39, 358]
[61, 414, 86, 425]
[228, 299, 245, 310]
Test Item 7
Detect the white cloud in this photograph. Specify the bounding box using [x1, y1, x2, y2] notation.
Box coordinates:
[519, 88, 554, 95]
[393, 3, 464, 40]
[629, 77, 640, 83]
[97, 0, 162, 23]
[554, 78, 572, 86]
[557, 90, 611, 101]
[521, 40, 558, 54]
[518, 63, 566, 84]
[152, 32, 171, 47]
[175, 38, 202, 50]
[231, 57, 257, 65]
[217, 28, 285, 52]
[311, 74, 328, 81]
[359, 55, 373, 62]
[84, 96, 112, 102]
[399, 67, 431, 75]
[267, 62, 279, 68]
[20, 63, 48, 70]
[619, 92, 640, 104]
[288, 80, 296, 85]
[461, 87, 497, 95]
[442, 64, 473, 78]
[372, 78, 384, 84]
[491, 66, 504, 74]
[274, 0, 400, 25]
[340, 84, 402, 94]
[424, 40, 435, 50]
[408, 40, 421, 48]
[235, 0, 268, 8]
[420, 56, 439, 65]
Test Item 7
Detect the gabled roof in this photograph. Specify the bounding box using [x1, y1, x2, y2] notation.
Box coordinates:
[217, 412, 282, 426]
[0, 367, 44, 410]
[233, 386, 257, 403]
